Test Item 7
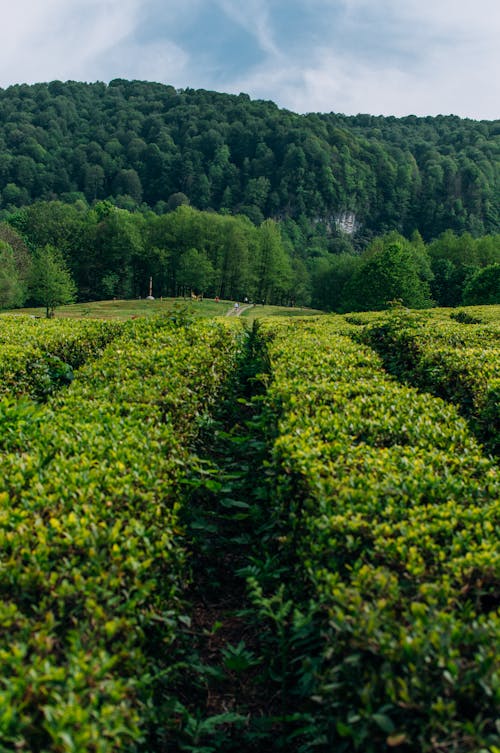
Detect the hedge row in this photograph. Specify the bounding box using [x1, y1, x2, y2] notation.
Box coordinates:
[361, 310, 499, 455]
[447, 305, 500, 325]
[0, 315, 245, 752]
[255, 316, 499, 752]
[0, 315, 125, 399]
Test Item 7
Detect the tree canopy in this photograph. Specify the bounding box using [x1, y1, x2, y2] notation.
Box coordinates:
[0, 80, 498, 242]
[0, 241, 24, 309]
[28, 244, 77, 317]
[0, 80, 498, 313]
[463, 263, 500, 305]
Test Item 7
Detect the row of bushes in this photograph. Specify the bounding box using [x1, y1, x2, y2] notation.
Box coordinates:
[0, 315, 125, 399]
[253, 316, 499, 752]
[0, 314, 245, 751]
[360, 310, 499, 455]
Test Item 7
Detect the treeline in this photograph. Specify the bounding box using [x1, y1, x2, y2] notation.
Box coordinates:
[1, 201, 296, 308]
[0, 79, 499, 241]
[311, 228, 500, 311]
[1, 200, 499, 312]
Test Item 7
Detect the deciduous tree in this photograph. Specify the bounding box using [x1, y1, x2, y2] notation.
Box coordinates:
[29, 245, 77, 317]
[463, 263, 500, 305]
[0, 241, 24, 309]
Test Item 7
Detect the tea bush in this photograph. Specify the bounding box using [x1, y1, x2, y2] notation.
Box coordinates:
[362, 311, 499, 454]
[0, 315, 245, 751]
[0, 315, 125, 399]
[253, 316, 499, 752]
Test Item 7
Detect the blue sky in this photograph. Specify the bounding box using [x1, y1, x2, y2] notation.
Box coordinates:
[1, 0, 499, 119]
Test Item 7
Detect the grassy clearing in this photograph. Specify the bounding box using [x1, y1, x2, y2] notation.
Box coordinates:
[1, 298, 325, 321]
[237, 304, 325, 322]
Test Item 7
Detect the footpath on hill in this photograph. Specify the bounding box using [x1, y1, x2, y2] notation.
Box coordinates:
[225, 304, 254, 316]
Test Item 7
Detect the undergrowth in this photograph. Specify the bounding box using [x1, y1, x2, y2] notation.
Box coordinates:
[153, 325, 291, 751]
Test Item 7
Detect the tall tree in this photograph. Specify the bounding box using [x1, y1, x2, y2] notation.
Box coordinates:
[0, 241, 25, 309]
[429, 230, 494, 306]
[217, 217, 252, 300]
[254, 219, 292, 304]
[0, 222, 32, 297]
[462, 264, 500, 305]
[176, 247, 214, 295]
[29, 245, 77, 317]
[311, 253, 361, 311]
[342, 240, 433, 312]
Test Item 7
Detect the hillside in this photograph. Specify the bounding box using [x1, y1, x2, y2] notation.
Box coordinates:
[0, 80, 499, 313]
[0, 79, 499, 240]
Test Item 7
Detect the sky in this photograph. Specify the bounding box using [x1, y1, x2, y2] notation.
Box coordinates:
[0, 0, 499, 120]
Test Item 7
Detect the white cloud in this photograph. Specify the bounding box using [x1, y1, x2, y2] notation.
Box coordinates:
[0, 0, 498, 119]
[221, 0, 500, 119]
[339, 0, 500, 60]
[0, 0, 140, 85]
[225, 35, 500, 120]
[393, 0, 500, 33]
[215, 0, 280, 57]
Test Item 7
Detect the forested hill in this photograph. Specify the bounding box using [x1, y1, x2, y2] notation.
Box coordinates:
[0, 79, 499, 240]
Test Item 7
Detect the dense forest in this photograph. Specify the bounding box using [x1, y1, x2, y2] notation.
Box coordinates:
[0, 79, 499, 311]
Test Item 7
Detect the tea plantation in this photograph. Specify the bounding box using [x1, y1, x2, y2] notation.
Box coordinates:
[0, 305, 498, 752]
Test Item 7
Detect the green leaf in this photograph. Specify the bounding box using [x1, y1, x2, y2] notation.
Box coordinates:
[372, 713, 395, 734]
[336, 721, 352, 737]
[219, 498, 251, 509]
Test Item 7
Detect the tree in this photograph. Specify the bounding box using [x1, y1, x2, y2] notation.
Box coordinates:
[167, 192, 190, 211]
[177, 247, 214, 295]
[0, 80, 498, 239]
[217, 216, 252, 300]
[0, 241, 25, 309]
[90, 209, 144, 299]
[0, 222, 32, 296]
[342, 240, 433, 312]
[83, 164, 105, 201]
[21, 200, 86, 256]
[290, 255, 312, 306]
[462, 264, 500, 305]
[29, 245, 77, 317]
[2, 182, 29, 207]
[429, 230, 482, 306]
[254, 219, 292, 304]
[112, 168, 143, 205]
[311, 253, 361, 311]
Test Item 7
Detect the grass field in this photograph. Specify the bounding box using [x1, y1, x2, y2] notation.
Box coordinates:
[1, 297, 325, 321]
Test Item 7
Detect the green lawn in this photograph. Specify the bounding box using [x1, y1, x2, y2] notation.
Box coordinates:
[1, 297, 325, 321]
